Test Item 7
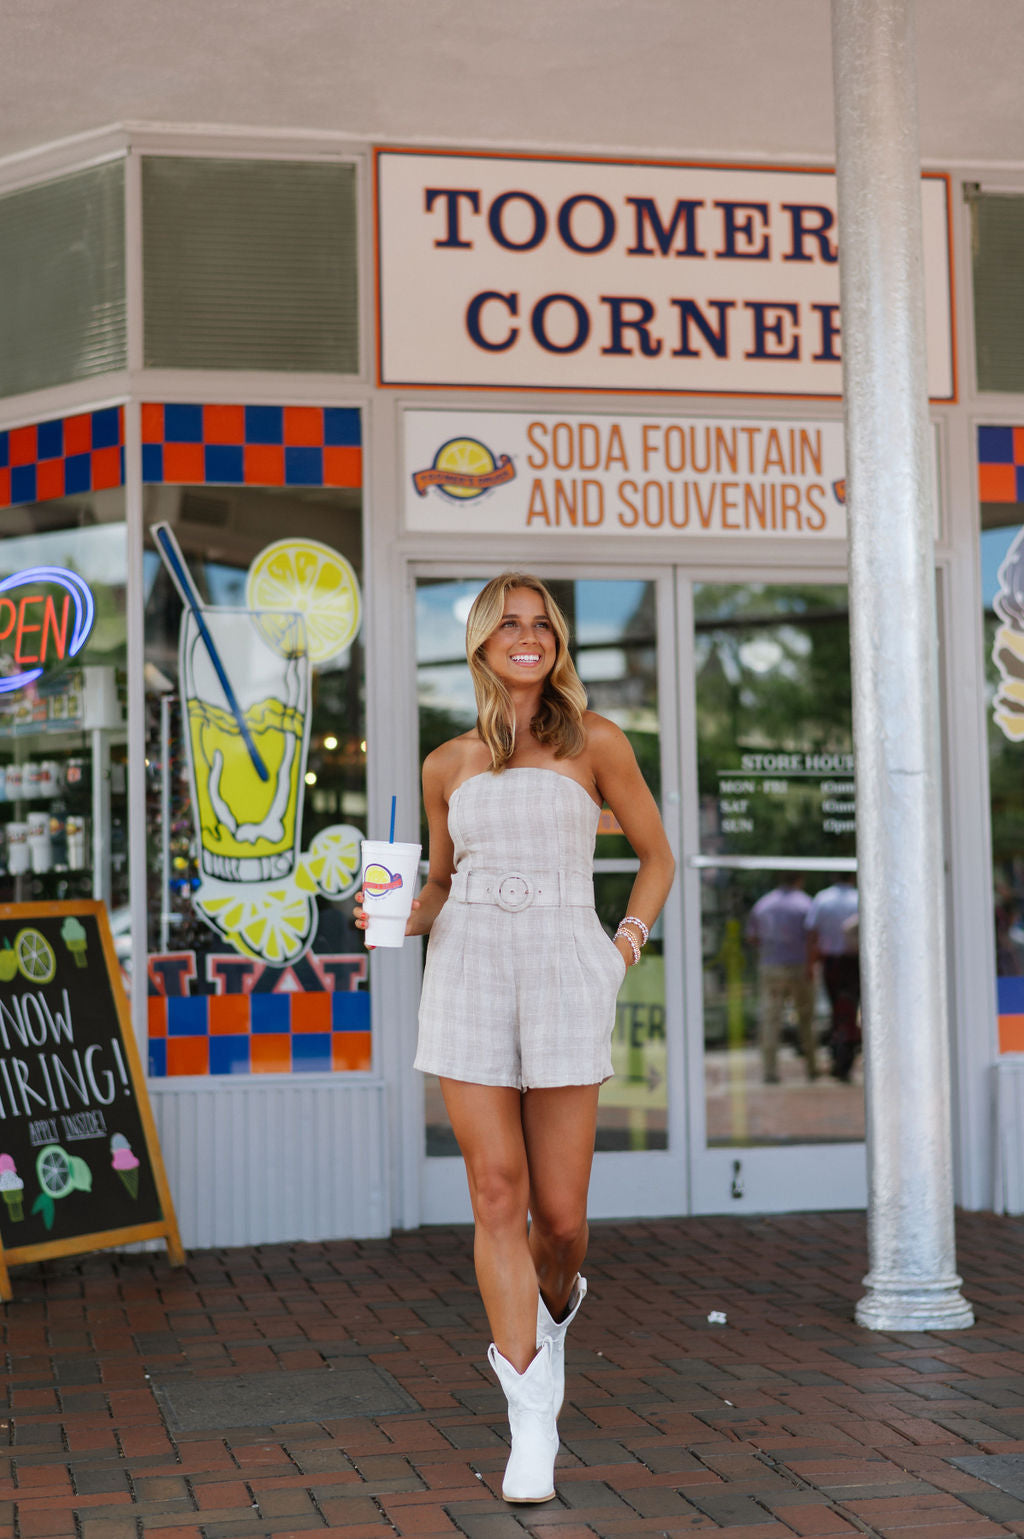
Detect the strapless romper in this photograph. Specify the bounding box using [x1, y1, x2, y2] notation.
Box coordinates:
[415, 766, 626, 1089]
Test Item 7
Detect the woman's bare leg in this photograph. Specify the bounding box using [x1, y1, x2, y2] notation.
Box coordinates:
[522, 1085, 600, 1319]
[440, 1078, 538, 1371]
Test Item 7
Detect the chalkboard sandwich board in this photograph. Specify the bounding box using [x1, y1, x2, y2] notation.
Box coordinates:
[0, 900, 183, 1300]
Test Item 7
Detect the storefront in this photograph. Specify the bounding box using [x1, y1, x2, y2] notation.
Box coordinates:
[0, 125, 1013, 1243]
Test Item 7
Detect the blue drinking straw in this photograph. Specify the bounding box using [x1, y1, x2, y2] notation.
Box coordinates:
[389, 795, 397, 843]
[152, 522, 270, 783]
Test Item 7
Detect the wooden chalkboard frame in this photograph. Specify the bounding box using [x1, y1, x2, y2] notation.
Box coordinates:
[0, 900, 184, 1300]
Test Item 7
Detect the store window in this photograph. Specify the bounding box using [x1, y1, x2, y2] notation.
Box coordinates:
[693, 583, 863, 1145]
[971, 193, 1024, 394]
[0, 408, 129, 963]
[143, 404, 369, 1077]
[142, 158, 358, 374]
[980, 425, 1024, 1049]
[0, 163, 126, 398]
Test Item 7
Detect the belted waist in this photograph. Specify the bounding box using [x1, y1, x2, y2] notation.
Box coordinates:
[449, 868, 594, 912]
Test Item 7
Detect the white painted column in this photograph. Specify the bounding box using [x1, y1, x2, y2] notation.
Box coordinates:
[830, 0, 973, 1330]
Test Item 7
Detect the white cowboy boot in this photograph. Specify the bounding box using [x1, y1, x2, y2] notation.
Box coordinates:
[536, 1273, 587, 1417]
[487, 1337, 558, 1503]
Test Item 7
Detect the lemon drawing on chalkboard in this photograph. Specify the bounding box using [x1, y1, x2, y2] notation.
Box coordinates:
[15, 928, 56, 985]
[31, 1144, 92, 1231]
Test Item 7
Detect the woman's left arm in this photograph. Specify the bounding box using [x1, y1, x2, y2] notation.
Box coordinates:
[589, 714, 676, 966]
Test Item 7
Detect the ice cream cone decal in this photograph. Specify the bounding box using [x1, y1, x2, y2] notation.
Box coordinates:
[0, 1154, 24, 1223]
[61, 915, 88, 967]
[111, 1133, 139, 1198]
[993, 529, 1024, 741]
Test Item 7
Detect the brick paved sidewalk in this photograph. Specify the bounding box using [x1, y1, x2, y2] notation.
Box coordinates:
[3, 1211, 1024, 1539]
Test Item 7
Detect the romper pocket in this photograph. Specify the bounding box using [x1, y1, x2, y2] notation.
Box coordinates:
[606, 930, 628, 982]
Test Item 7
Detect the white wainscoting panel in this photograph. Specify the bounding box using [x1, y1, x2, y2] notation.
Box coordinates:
[995, 1057, 1024, 1213]
[149, 1078, 389, 1248]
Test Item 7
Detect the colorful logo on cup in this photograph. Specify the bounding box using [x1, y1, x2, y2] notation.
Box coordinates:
[363, 863, 404, 898]
[412, 438, 515, 501]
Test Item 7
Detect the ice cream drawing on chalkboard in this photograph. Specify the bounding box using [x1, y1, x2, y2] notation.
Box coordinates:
[110, 1134, 139, 1198]
[0, 1155, 24, 1223]
[60, 916, 88, 966]
[30, 1144, 92, 1231]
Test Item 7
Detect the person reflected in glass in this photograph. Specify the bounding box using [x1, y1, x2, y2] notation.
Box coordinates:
[806, 874, 860, 1082]
[355, 573, 674, 1505]
[745, 874, 817, 1084]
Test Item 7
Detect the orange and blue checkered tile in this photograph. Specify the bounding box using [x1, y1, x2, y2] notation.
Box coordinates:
[141, 403, 362, 489]
[979, 426, 1024, 505]
[0, 407, 125, 510]
[998, 976, 1024, 1054]
[147, 988, 371, 1077]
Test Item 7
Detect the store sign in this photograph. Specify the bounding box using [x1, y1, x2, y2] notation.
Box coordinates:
[376, 150, 955, 399]
[716, 754, 856, 842]
[404, 409, 847, 539]
[0, 567, 95, 694]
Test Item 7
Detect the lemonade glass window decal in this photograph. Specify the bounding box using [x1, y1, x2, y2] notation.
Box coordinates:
[154, 530, 365, 968]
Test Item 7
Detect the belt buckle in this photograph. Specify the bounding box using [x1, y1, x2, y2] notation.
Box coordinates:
[496, 872, 533, 912]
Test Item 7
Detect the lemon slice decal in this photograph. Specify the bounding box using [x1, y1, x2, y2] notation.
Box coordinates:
[196, 881, 316, 965]
[15, 928, 56, 985]
[31, 1143, 91, 1230]
[246, 538, 361, 664]
[432, 438, 496, 499]
[37, 1145, 73, 1198]
[296, 824, 363, 900]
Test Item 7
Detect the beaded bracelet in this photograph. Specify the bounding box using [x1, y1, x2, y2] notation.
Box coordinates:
[614, 925, 641, 965]
[620, 914, 650, 946]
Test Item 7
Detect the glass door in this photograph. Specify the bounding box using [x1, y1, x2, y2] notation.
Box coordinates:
[414, 572, 687, 1223]
[680, 575, 867, 1213]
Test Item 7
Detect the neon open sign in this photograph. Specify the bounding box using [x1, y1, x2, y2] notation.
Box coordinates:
[0, 567, 95, 694]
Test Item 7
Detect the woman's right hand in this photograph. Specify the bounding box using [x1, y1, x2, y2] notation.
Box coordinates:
[354, 890, 422, 949]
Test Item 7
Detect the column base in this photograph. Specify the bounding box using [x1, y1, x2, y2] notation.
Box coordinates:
[855, 1272, 974, 1332]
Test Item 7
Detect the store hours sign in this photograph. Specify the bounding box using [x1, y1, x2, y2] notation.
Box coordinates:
[404, 409, 848, 539]
[376, 150, 955, 399]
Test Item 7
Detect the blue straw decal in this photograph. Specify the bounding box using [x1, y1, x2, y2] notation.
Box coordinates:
[152, 522, 270, 783]
[389, 795, 397, 843]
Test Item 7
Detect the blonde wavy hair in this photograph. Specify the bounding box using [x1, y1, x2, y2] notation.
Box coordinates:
[466, 573, 588, 772]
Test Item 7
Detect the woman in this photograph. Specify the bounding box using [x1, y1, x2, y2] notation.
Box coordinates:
[357, 573, 674, 1504]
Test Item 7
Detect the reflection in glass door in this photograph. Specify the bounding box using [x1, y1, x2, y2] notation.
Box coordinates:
[415, 576, 670, 1173]
[686, 580, 866, 1212]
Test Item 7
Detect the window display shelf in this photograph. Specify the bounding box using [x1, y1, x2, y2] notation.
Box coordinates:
[0, 730, 127, 908]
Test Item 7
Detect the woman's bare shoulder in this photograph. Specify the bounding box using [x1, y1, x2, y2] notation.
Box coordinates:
[581, 710, 631, 753]
[423, 732, 485, 794]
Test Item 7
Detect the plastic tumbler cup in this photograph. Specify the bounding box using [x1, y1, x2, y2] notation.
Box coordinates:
[360, 840, 421, 948]
[7, 822, 29, 875]
[28, 811, 51, 873]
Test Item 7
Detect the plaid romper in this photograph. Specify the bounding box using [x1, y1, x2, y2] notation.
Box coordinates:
[415, 766, 626, 1089]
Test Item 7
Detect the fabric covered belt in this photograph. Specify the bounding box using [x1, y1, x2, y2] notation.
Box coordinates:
[449, 868, 594, 913]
